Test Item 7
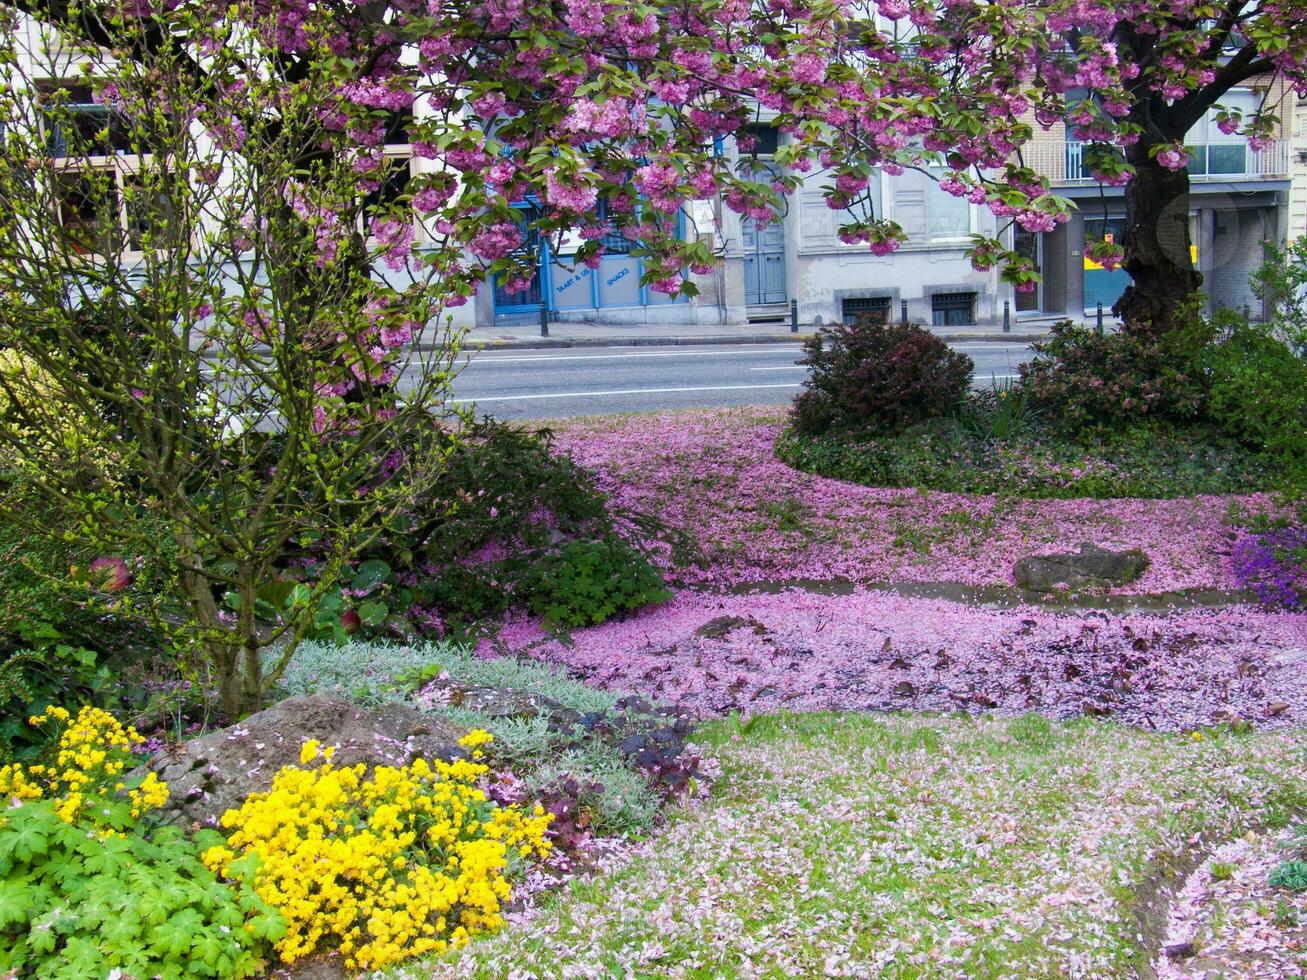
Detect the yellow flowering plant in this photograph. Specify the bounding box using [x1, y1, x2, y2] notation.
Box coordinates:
[203, 730, 553, 970]
[0, 705, 285, 978]
[0, 705, 167, 828]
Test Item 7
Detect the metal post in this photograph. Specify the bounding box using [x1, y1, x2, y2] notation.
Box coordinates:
[539, 301, 549, 338]
[1096, 302, 1104, 335]
[790, 299, 798, 333]
[900, 299, 908, 325]
[1003, 300, 1011, 333]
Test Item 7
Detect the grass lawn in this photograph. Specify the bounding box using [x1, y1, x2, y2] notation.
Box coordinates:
[420, 712, 1307, 979]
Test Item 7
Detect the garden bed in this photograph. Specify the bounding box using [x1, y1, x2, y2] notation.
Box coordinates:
[479, 588, 1307, 731]
[548, 406, 1286, 595]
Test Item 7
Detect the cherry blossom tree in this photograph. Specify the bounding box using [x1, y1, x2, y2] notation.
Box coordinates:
[2, 0, 1305, 712]
[762, 0, 1307, 332]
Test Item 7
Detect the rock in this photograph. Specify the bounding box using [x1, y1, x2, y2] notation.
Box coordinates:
[695, 615, 769, 639]
[140, 695, 465, 828]
[1013, 542, 1150, 593]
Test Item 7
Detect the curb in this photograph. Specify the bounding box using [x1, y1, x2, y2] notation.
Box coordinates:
[444, 331, 1045, 352]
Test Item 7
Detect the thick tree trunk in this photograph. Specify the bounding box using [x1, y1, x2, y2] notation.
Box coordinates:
[1114, 142, 1204, 335]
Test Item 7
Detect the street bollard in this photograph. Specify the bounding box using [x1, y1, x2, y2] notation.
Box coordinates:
[900, 299, 908, 325]
[790, 299, 798, 333]
[1096, 302, 1104, 335]
[539, 302, 549, 338]
[1003, 300, 1011, 333]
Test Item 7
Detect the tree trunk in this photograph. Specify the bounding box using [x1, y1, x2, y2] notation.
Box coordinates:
[1114, 142, 1204, 335]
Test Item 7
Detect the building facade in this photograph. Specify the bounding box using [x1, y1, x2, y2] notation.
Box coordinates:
[15, 14, 1297, 331]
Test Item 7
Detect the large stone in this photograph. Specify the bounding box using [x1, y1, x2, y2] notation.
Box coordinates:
[139, 695, 465, 828]
[1013, 543, 1150, 593]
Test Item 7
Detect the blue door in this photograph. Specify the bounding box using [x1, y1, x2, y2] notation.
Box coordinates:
[492, 203, 543, 311]
[742, 216, 786, 305]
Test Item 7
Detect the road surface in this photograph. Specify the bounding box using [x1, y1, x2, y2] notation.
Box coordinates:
[444, 341, 1035, 420]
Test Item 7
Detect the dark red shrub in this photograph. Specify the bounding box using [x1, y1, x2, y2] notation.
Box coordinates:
[790, 317, 974, 436]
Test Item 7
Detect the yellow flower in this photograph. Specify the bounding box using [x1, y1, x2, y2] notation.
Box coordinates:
[209, 728, 552, 970]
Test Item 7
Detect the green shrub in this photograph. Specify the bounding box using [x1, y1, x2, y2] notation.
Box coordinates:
[257, 421, 672, 643]
[519, 537, 670, 628]
[776, 412, 1272, 500]
[0, 804, 281, 979]
[1018, 320, 1206, 434]
[0, 478, 158, 761]
[790, 317, 974, 436]
[1202, 323, 1307, 483]
[1251, 236, 1307, 358]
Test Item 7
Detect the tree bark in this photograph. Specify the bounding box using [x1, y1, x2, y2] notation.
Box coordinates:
[1114, 140, 1204, 334]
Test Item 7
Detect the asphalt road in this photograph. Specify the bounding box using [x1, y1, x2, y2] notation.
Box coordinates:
[446, 341, 1035, 420]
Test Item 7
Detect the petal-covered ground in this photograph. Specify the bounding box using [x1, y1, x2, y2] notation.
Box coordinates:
[1157, 830, 1307, 979]
[475, 408, 1306, 733]
[549, 406, 1279, 595]
[482, 589, 1307, 732]
[422, 713, 1307, 979]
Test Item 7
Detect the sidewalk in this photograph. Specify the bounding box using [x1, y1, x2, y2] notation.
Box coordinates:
[457, 318, 1052, 351]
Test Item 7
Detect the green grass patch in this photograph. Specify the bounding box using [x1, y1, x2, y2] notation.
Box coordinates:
[421, 712, 1307, 978]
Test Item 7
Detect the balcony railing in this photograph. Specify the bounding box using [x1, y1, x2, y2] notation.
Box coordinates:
[1026, 139, 1292, 185]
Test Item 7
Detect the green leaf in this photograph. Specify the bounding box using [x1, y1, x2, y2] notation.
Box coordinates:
[256, 579, 298, 612]
[357, 600, 389, 627]
[350, 559, 391, 595]
[5, 821, 49, 863]
[0, 877, 35, 928]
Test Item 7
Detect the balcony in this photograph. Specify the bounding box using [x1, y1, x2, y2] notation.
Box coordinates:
[1027, 139, 1293, 185]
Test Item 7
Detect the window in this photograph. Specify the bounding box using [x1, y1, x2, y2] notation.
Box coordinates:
[931, 291, 975, 326]
[54, 169, 117, 253]
[363, 154, 412, 213]
[842, 296, 891, 325]
[928, 175, 971, 240]
[39, 82, 132, 158]
[741, 125, 779, 156]
[597, 197, 635, 255]
[1187, 88, 1259, 176]
[123, 174, 170, 252]
[54, 165, 170, 256]
[39, 80, 165, 256]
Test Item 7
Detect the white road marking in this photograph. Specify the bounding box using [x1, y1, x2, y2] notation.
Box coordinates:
[456, 383, 802, 403]
[949, 342, 1036, 348]
[464, 346, 804, 365]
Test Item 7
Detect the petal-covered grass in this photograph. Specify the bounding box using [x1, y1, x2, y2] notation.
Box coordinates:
[546, 406, 1281, 595]
[481, 588, 1307, 730]
[421, 713, 1307, 979]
